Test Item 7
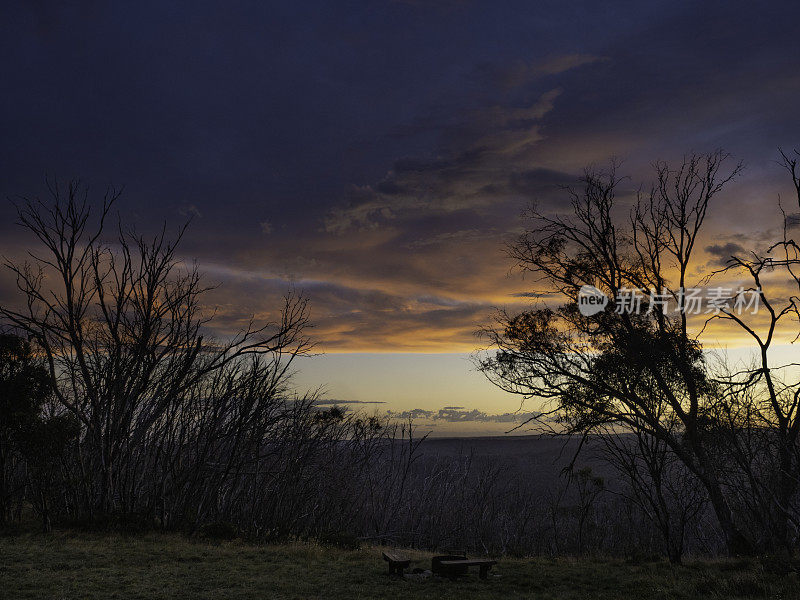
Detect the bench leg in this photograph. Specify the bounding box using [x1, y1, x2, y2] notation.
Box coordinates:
[479, 565, 492, 579]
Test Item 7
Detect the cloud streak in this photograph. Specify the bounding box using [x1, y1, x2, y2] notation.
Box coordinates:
[386, 407, 542, 424]
[2, 1, 800, 358]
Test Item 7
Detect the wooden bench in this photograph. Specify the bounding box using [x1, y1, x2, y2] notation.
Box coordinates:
[382, 550, 411, 575]
[437, 558, 497, 579]
[431, 553, 467, 575]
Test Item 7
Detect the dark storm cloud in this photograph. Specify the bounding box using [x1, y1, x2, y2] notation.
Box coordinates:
[706, 242, 747, 266]
[323, 86, 567, 236]
[2, 1, 800, 351]
[470, 54, 608, 92]
[785, 213, 800, 230]
[508, 168, 578, 196]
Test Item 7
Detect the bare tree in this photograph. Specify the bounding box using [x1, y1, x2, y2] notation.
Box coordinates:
[478, 151, 761, 554]
[700, 147, 800, 552]
[596, 426, 706, 563]
[0, 180, 312, 517]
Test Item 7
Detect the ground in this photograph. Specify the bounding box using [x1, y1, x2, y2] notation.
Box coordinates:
[2, 531, 799, 599]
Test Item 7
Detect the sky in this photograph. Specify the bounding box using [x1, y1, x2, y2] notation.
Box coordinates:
[2, 1, 800, 435]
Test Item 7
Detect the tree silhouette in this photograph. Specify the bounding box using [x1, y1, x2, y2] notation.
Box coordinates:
[0, 180, 312, 517]
[0, 333, 53, 524]
[478, 151, 769, 554]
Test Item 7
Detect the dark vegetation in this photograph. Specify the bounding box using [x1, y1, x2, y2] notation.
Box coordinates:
[479, 149, 800, 560]
[7, 530, 800, 600]
[3, 150, 800, 577]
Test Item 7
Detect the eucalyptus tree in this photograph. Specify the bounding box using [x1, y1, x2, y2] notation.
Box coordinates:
[479, 151, 762, 553]
[0, 181, 312, 516]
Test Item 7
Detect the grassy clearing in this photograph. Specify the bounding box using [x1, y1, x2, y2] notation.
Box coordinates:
[1, 531, 799, 599]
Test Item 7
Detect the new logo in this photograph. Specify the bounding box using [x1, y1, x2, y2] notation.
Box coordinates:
[577, 285, 608, 316]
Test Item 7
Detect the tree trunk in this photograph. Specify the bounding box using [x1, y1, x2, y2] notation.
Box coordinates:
[703, 473, 754, 555]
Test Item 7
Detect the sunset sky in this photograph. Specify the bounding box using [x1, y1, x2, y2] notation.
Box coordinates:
[2, 2, 800, 435]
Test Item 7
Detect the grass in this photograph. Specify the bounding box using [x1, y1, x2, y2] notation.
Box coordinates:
[2, 530, 800, 599]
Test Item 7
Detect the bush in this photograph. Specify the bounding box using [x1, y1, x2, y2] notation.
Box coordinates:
[317, 531, 361, 550]
[200, 521, 239, 541]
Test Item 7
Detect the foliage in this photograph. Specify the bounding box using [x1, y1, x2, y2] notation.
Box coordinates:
[480, 150, 800, 557]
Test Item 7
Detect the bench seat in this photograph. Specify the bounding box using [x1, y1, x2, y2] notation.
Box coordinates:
[438, 558, 497, 579]
[382, 550, 411, 575]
